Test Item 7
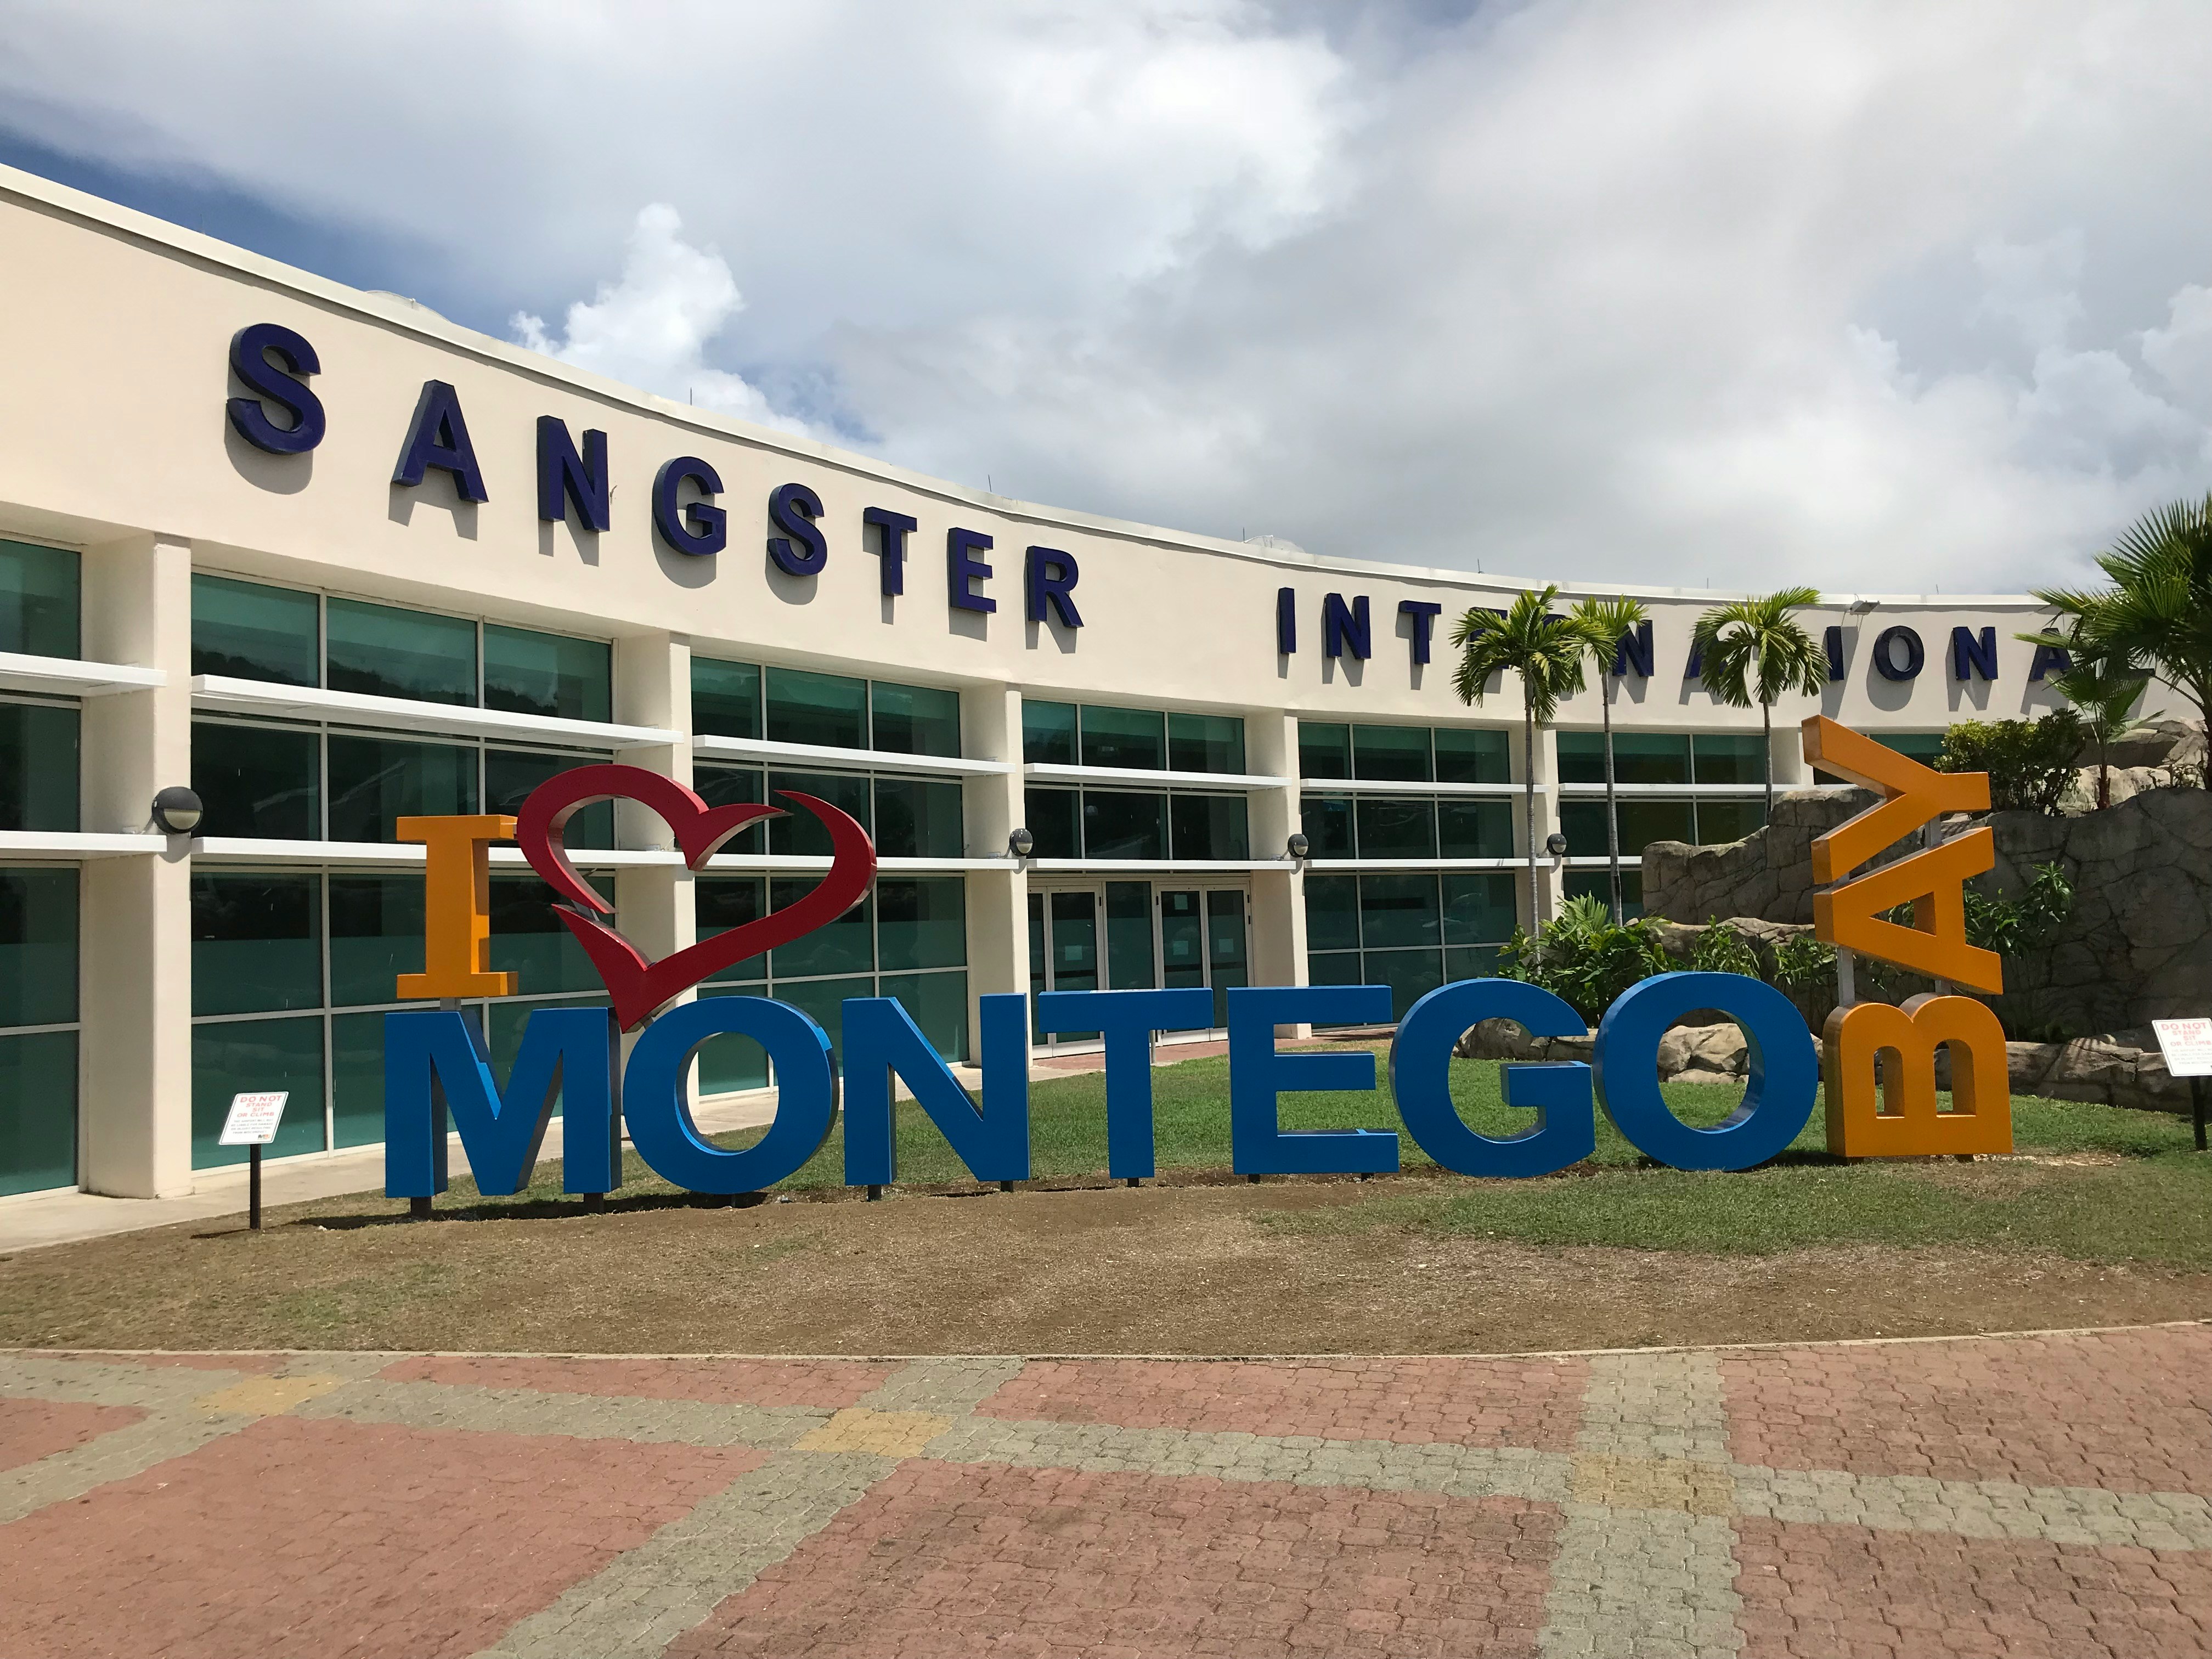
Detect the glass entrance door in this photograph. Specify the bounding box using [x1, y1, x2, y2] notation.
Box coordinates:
[1030, 881, 1249, 1047]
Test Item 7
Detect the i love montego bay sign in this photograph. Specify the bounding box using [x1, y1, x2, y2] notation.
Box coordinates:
[382, 715, 2011, 1202]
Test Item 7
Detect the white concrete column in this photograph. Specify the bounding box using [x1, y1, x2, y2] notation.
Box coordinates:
[611, 632, 693, 1074]
[1767, 714, 1807, 795]
[77, 533, 194, 1198]
[1534, 724, 1565, 924]
[962, 685, 1026, 1056]
[1246, 712, 1307, 1033]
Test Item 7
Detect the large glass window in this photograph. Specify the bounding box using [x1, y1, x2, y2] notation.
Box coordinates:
[1558, 731, 1691, 786]
[768, 883, 872, 979]
[1080, 705, 1166, 771]
[1304, 870, 1518, 1021]
[0, 539, 80, 659]
[1437, 799, 1511, 859]
[0, 1031, 76, 1196]
[1354, 798, 1436, 861]
[873, 776, 963, 858]
[191, 575, 317, 686]
[325, 597, 476, 705]
[1083, 791, 1167, 859]
[877, 877, 966, 970]
[192, 872, 321, 1016]
[1167, 713, 1245, 775]
[691, 658, 763, 740]
[327, 734, 477, 843]
[1692, 733, 1767, 785]
[1025, 787, 1079, 858]
[1023, 699, 1077, 766]
[485, 749, 612, 848]
[766, 770, 872, 857]
[192, 721, 320, 840]
[0, 867, 78, 1030]
[1696, 799, 1768, 844]
[870, 682, 961, 757]
[1299, 722, 1351, 780]
[765, 667, 866, 750]
[693, 764, 767, 855]
[1435, 727, 1511, 785]
[489, 874, 600, 993]
[0, 865, 78, 1197]
[691, 875, 970, 1071]
[483, 625, 611, 722]
[328, 876, 424, 1007]
[1353, 725, 1431, 782]
[0, 701, 78, 832]
[1301, 795, 1354, 856]
[1169, 794, 1250, 861]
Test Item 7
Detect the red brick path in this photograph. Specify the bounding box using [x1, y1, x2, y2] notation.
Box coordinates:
[0, 1325, 2205, 1658]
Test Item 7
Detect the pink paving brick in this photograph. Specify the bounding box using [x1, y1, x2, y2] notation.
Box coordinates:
[377, 1353, 901, 1407]
[1720, 1327, 2212, 1493]
[976, 1356, 1589, 1449]
[1734, 1518, 2212, 1658]
[0, 1415, 766, 1659]
[670, 1459, 1562, 1657]
[0, 1397, 144, 1472]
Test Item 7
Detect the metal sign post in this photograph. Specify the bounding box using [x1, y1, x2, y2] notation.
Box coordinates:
[218, 1091, 290, 1229]
[2151, 1020, 2212, 1152]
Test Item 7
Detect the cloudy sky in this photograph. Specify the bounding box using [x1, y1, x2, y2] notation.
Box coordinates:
[4, 1, 2209, 594]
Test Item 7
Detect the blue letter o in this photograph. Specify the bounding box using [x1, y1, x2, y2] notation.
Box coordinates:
[623, 996, 835, 1192]
[1592, 972, 1816, 1171]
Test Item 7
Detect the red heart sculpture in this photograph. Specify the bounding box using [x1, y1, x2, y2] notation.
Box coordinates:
[513, 763, 877, 1029]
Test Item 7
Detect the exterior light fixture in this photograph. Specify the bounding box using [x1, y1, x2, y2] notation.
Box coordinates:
[1286, 832, 1310, 860]
[1008, 827, 1035, 858]
[151, 786, 204, 836]
[1544, 832, 1568, 858]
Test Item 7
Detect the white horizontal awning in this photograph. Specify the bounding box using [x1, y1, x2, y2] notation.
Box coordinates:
[191, 675, 680, 749]
[693, 734, 1012, 777]
[0, 650, 166, 697]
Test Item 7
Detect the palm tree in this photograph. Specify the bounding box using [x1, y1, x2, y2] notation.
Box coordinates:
[2033, 494, 2212, 791]
[1568, 595, 1650, 922]
[1452, 587, 1608, 929]
[2047, 653, 2158, 809]
[1690, 587, 1829, 816]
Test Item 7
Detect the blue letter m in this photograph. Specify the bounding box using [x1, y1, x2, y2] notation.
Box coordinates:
[383, 1006, 618, 1198]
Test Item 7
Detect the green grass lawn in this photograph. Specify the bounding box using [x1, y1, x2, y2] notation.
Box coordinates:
[424, 1048, 2212, 1268]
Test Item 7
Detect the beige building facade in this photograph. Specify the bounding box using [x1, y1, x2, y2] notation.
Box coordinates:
[0, 165, 2066, 1201]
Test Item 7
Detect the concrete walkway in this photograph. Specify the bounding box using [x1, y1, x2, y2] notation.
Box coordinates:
[1, 1324, 2207, 1656]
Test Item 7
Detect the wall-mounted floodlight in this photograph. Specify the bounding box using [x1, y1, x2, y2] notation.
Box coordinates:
[1286, 832, 1311, 860]
[152, 786, 204, 836]
[1008, 827, 1035, 858]
[1544, 831, 1568, 858]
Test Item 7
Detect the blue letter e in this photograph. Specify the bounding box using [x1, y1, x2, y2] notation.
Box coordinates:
[1228, 985, 1398, 1175]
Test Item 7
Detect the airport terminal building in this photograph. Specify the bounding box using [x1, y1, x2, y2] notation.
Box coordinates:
[0, 166, 2068, 1203]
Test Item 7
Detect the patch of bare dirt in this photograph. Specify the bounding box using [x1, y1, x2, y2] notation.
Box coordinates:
[3, 1180, 2206, 1355]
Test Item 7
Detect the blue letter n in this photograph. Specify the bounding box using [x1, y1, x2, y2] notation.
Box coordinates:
[383, 1006, 618, 1198]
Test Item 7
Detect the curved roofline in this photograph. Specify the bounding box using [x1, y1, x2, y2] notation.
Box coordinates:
[0, 161, 2046, 612]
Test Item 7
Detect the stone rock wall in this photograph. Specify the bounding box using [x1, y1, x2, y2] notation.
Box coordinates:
[1641, 780, 2212, 1040]
[1641, 790, 1872, 926]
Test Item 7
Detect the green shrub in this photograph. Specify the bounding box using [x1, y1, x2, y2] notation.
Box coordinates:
[1965, 860, 2074, 957]
[1502, 894, 1670, 1025]
[1690, 920, 1762, 978]
[1938, 710, 2084, 813]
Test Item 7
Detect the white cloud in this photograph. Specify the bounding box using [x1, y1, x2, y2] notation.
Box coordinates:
[510, 204, 808, 436]
[5, 0, 2212, 593]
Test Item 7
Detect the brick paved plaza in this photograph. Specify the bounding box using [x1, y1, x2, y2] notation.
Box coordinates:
[2, 1327, 2208, 1657]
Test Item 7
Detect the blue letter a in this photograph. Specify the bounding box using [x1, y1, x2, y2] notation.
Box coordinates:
[383, 1006, 618, 1198]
